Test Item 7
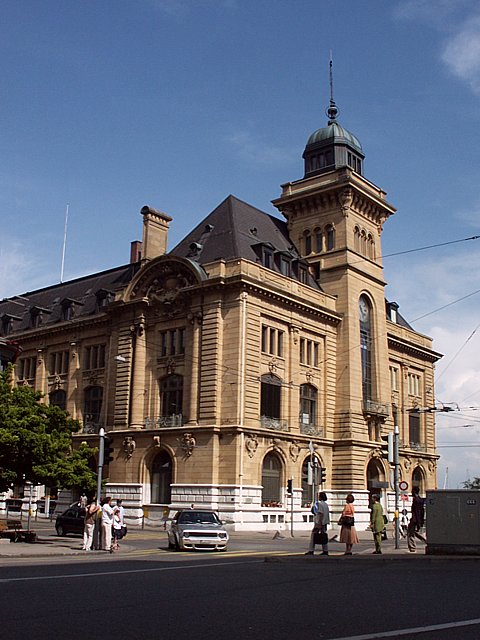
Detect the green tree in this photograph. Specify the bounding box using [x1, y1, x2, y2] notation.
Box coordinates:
[0, 366, 97, 493]
[463, 477, 480, 490]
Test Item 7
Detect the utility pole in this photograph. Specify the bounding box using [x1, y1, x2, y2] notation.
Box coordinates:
[97, 427, 105, 502]
[393, 425, 400, 550]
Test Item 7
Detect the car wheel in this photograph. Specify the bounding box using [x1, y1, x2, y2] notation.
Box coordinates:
[167, 536, 175, 550]
[174, 534, 181, 551]
[56, 525, 66, 536]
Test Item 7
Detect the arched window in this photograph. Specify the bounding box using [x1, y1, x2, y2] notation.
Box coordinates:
[412, 466, 425, 495]
[367, 234, 375, 260]
[160, 375, 183, 418]
[262, 452, 282, 506]
[299, 384, 317, 430]
[49, 389, 66, 411]
[83, 386, 103, 433]
[303, 230, 312, 255]
[150, 450, 172, 504]
[325, 225, 335, 251]
[354, 226, 361, 253]
[366, 458, 386, 504]
[260, 374, 282, 427]
[314, 228, 323, 253]
[359, 296, 373, 402]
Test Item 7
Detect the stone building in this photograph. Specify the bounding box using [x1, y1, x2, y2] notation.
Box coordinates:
[0, 102, 440, 530]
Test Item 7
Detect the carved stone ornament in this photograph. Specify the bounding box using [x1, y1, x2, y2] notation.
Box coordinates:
[403, 456, 412, 471]
[339, 188, 353, 216]
[370, 447, 384, 460]
[50, 375, 63, 391]
[130, 261, 198, 304]
[123, 436, 136, 460]
[268, 358, 279, 374]
[178, 432, 196, 457]
[271, 438, 284, 453]
[245, 435, 258, 458]
[166, 358, 176, 375]
[305, 369, 314, 383]
[153, 435, 161, 448]
[289, 442, 301, 463]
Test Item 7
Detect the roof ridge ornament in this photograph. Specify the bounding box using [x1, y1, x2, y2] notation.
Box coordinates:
[326, 52, 339, 125]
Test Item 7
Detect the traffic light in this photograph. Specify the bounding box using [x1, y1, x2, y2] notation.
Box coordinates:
[319, 466, 327, 485]
[103, 436, 114, 465]
[381, 432, 394, 464]
[287, 479, 293, 495]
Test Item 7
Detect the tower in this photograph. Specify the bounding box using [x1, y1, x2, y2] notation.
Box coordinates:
[272, 63, 396, 487]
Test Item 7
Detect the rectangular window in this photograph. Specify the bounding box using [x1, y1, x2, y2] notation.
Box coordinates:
[390, 366, 399, 392]
[18, 357, 36, 380]
[159, 328, 186, 358]
[261, 325, 285, 357]
[300, 338, 321, 368]
[408, 373, 421, 397]
[280, 256, 291, 277]
[298, 266, 308, 284]
[84, 344, 106, 370]
[409, 412, 421, 446]
[262, 248, 273, 269]
[49, 350, 70, 375]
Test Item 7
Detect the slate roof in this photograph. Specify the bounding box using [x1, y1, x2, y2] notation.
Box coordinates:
[0, 263, 139, 334]
[170, 194, 320, 288]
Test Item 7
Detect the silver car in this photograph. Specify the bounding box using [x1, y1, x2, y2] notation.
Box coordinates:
[167, 509, 229, 551]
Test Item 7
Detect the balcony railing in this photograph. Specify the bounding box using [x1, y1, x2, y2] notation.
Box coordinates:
[144, 414, 183, 429]
[300, 423, 324, 437]
[399, 440, 427, 452]
[260, 416, 289, 432]
[363, 399, 390, 417]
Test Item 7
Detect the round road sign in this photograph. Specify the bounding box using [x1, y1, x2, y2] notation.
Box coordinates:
[399, 480, 409, 491]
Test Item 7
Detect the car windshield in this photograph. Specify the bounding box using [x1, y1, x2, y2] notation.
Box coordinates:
[178, 511, 220, 525]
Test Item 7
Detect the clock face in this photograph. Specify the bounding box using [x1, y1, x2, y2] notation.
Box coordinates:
[359, 298, 369, 322]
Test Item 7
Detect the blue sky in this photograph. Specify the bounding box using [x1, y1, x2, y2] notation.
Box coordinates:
[2, 0, 480, 489]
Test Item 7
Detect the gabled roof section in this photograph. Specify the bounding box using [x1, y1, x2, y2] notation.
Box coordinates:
[170, 195, 320, 289]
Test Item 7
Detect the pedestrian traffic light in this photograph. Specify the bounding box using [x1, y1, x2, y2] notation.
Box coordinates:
[287, 479, 293, 495]
[103, 436, 114, 465]
[319, 466, 327, 485]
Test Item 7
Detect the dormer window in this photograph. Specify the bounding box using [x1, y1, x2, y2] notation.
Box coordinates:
[95, 289, 114, 311]
[1, 314, 20, 336]
[30, 306, 51, 329]
[262, 247, 274, 269]
[279, 255, 291, 277]
[60, 298, 82, 322]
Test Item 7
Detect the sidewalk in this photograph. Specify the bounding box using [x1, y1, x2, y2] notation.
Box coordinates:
[0, 522, 427, 560]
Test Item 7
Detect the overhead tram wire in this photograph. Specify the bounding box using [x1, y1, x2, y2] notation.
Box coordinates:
[382, 234, 480, 259]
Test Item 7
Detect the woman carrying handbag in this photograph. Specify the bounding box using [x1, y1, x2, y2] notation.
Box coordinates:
[339, 493, 360, 555]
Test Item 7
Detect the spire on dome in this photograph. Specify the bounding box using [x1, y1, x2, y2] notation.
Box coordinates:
[326, 52, 338, 124]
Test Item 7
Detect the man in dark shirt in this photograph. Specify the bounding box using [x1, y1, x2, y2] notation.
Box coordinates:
[407, 487, 426, 552]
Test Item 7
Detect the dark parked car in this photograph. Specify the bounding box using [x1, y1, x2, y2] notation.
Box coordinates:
[55, 505, 85, 536]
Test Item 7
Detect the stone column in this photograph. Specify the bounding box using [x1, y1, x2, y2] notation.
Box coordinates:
[186, 310, 202, 425]
[130, 315, 146, 429]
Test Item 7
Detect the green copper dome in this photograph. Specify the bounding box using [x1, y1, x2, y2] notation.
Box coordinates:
[306, 122, 363, 152]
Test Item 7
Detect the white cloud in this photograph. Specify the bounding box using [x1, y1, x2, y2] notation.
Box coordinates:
[394, 1, 480, 95]
[0, 237, 52, 299]
[386, 242, 480, 486]
[442, 14, 480, 94]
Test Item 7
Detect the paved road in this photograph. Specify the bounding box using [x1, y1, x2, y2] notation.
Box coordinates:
[1, 552, 480, 640]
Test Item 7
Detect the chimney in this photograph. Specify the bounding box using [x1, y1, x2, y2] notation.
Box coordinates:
[140, 205, 172, 260]
[130, 240, 142, 264]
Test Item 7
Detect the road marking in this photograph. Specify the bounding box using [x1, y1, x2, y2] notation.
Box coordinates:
[0, 559, 263, 583]
[328, 618, 480, 639]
